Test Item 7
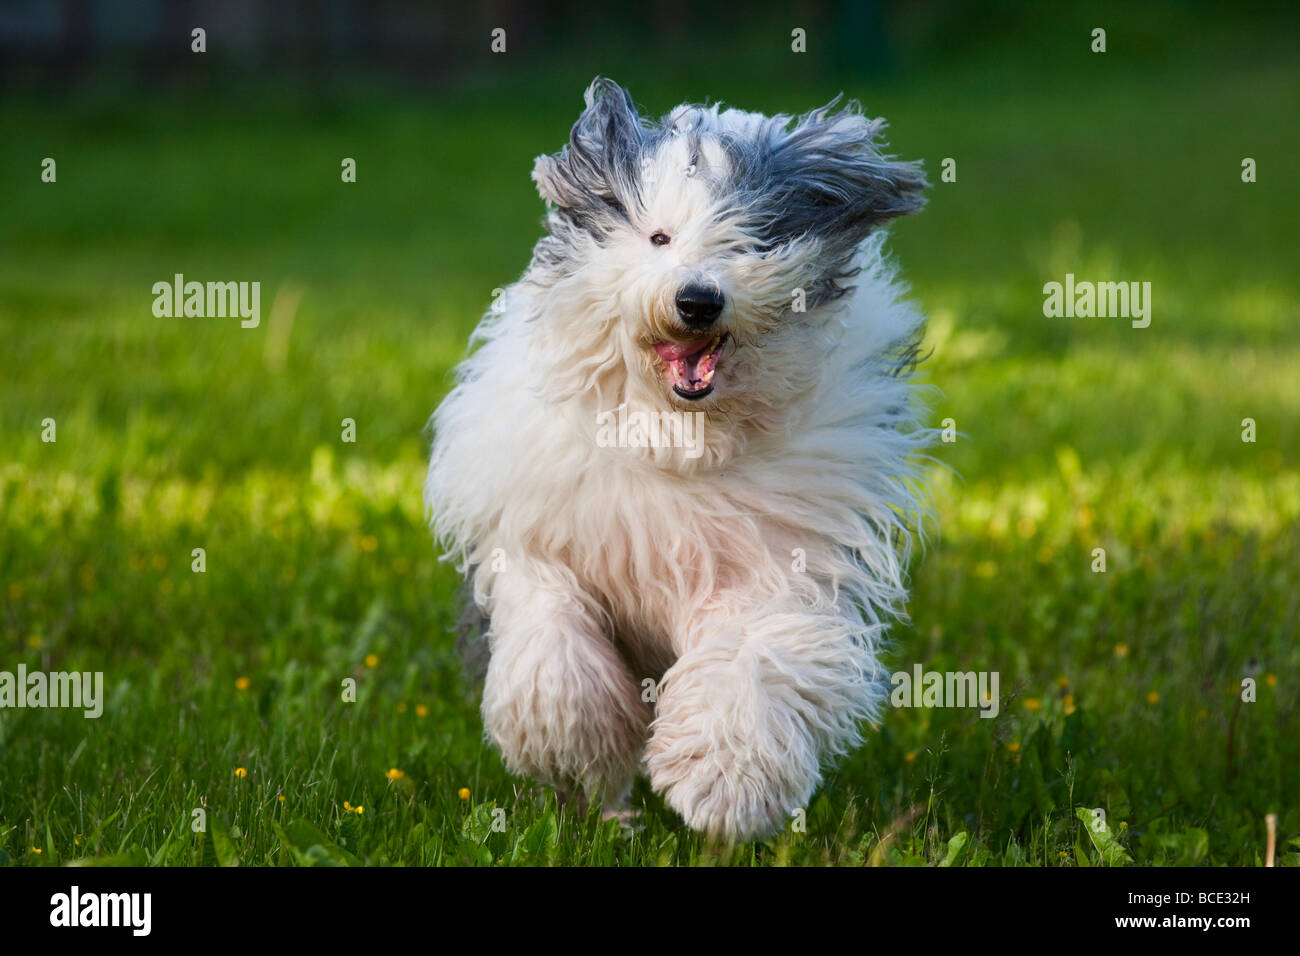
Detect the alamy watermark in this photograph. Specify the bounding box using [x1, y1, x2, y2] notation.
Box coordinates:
[152, 273, 260, 328]
[50, 886, 150, 936]
[0, 666, 103, 718]
[891, 664, 1000, 718]
[1043, 273, 1151, 328]
[596, 403, 705, 459]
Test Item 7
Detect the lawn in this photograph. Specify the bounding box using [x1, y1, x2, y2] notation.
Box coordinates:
[1, 6, 1297, 865]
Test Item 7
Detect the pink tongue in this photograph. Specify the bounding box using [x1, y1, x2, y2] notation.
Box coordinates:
[655, 339, 714, 386]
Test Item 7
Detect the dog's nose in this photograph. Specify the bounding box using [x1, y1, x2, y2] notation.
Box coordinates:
[675, 284, 724, 329]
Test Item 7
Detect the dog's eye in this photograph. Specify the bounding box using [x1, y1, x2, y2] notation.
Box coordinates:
[650, 231, 671, 247]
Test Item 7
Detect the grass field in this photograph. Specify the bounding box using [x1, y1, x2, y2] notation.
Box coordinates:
[2, 8, 1298, 865]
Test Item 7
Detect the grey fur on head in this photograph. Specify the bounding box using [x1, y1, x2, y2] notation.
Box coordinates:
[531, 78, 656, 238]
[531, 78, 926, 298]
[722, 95, 927, 279]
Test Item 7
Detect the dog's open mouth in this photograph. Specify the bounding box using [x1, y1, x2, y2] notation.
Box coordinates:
[653, 333, 727, 400]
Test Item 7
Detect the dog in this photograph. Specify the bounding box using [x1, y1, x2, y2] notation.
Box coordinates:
[426, 78, 931, 841]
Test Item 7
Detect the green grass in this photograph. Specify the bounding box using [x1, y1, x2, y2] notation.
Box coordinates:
[2, 7, 1298, 865]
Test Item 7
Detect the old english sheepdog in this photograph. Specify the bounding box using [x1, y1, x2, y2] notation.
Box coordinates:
[426, 78, 931, 841]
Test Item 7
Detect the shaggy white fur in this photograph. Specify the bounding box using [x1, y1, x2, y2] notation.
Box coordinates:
[426, 79, 932, 841]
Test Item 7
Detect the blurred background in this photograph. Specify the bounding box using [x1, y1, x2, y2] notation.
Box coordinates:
[0, 1, 1297, 865]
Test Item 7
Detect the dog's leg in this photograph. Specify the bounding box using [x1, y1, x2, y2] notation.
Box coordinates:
[647, 604, 884, 841]
[481, 572, 651, 809]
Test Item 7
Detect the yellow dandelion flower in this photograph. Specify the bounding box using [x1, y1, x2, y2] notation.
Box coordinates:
[1055, 674, 1069, 688]
[458, 787, 470, 800]
[904, 752, 916, 763]
[32, 848, 42, 854]
[1063, 695, 1076, 715]
[235, 676, 251, 691]
[1113, 643, 1129, 659]
[27, 634, 42, 650]
[1265, 673, 1277, 688]
[415, 704, 429, 718]
[343, 801, 353, 811]
[277, 794, 285, 803]
[1023, 698, 1041, 712]
[1007, 741, 1021, 753]
[364, 653, 379, 668]
[1146, 691, 1159, 705]
[386, 768, 405, 781]
[355, 805, 364, 815]
[234, 767, 247, 778]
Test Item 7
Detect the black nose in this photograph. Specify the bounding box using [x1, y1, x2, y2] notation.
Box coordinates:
[675, 284, 724, 329]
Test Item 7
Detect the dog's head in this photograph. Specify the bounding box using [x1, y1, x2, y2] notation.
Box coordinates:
[526, 78, 926, 434]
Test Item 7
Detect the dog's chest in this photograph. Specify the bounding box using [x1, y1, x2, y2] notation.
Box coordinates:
[546, 463, 790, 658]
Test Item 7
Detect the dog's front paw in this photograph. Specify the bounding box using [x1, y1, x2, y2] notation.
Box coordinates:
[481, 586, 652, 805]
[647, 678, 820, 842]
[652, 755, 795, 842]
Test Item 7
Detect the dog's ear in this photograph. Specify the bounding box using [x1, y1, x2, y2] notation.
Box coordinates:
[759, 97, 926, 252]
[532, 77, 645, 222]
